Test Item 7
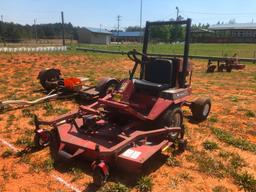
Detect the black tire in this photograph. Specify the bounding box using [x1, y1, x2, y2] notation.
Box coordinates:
[206, 65, 216, 73]
[93, 167, 106, 187]
[95, 78, 119, 98]
[34, 131, 51, 149]
[38, 68, 61, 92]
[160, 106, 183, 142]
[190, 97, 211, 122]
[178, 139, 187, 153]
[49, 128, 63, 163]
[218, 64, 225, 72]
[226, 66, 232, 72]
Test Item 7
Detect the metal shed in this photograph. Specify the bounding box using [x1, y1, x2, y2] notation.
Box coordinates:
[78, 27, 112, 44]
[112, 31, 143, 42]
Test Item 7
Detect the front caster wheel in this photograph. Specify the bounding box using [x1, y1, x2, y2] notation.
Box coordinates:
[93, 167, 107, 187]
[34, 130, 51, 149]
[178, 139, 187, 153]
[92, 161, 109, 187]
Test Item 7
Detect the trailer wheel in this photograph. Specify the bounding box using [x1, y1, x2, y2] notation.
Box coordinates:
[226, 66, 232, 72]
[96, 78, 119, 98]
[93, 167, 107, 187]
[206, 65, 216, 73]
[161, 106, 183, 142]
[190, 97, 211, 122]
[218, 64, 225, 72]
[49, 128, 62, 163]
[34, 131, 51, 149]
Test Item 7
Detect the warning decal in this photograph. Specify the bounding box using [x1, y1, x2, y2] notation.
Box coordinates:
[122, 149, 141, 159]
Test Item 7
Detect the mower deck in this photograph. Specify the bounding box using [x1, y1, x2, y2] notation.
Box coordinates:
[55, 117, 177, 172]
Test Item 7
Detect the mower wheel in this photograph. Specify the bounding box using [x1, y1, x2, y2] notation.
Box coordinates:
[178, 139, 187, 153]
[34, 131, 51, 149]
[190, 97, 211, 122]
[49, 128, 63, 163]
[93, 167, 107, 187]
[96, 78, 119, 98]
[162, 106, 183, 142]
[206, 65, 216, 73]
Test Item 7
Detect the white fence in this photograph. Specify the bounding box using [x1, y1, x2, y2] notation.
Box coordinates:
[0, 46, 67, 52]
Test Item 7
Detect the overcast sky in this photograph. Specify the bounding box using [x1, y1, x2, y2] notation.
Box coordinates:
[1, 0, 256, 30]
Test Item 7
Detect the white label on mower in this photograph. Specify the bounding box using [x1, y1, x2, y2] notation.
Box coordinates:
[122, 149, 141, 159]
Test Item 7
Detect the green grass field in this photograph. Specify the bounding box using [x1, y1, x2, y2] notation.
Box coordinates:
[75, 43, 256, 58]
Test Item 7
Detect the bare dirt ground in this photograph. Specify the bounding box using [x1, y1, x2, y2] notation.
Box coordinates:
[0, 52, 255, 192]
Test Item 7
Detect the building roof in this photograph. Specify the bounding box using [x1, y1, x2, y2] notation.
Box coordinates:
[209, 23, 256, 30]
[86, 27, 112, 35]
[112, 31, 143, 37]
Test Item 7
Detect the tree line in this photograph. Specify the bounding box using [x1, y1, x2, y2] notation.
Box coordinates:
[0, 20, 209, 43]
[0, 21, 79, 42]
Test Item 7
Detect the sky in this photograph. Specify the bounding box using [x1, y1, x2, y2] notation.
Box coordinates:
[1, 0, 256, 30]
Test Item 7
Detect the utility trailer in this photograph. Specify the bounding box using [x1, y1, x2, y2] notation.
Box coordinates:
[206, 54, 246, 73]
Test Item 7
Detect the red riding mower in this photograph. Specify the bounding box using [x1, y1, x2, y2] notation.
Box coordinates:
[34, 19, 211, 186]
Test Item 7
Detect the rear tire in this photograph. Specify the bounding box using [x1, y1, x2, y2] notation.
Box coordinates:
[161, 106, 183, 142]
[190, 97, 211, 122]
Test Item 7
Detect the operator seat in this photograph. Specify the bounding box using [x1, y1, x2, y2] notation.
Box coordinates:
[134, 59, 177, 92]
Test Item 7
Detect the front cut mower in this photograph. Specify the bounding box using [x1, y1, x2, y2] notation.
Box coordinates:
[34, 19, 212, 186]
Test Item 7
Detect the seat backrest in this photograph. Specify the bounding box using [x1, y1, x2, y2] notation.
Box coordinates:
[144, 59, 177, 88]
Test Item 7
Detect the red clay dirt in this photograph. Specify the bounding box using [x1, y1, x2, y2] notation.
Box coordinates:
[0, 53, 255, 192]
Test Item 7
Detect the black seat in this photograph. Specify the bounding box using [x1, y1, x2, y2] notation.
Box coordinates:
[134, 59, 176, 92]
[134, 79, 169, 92]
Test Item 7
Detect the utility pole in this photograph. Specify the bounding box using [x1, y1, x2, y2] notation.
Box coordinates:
[140, 0, 143, 42]
[176, 6, 179, 21]
[61, 11, 65, 46]
[1, 15, 6, 46]
[34, 19, 38, 43]
[117, 15, 121, 43]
